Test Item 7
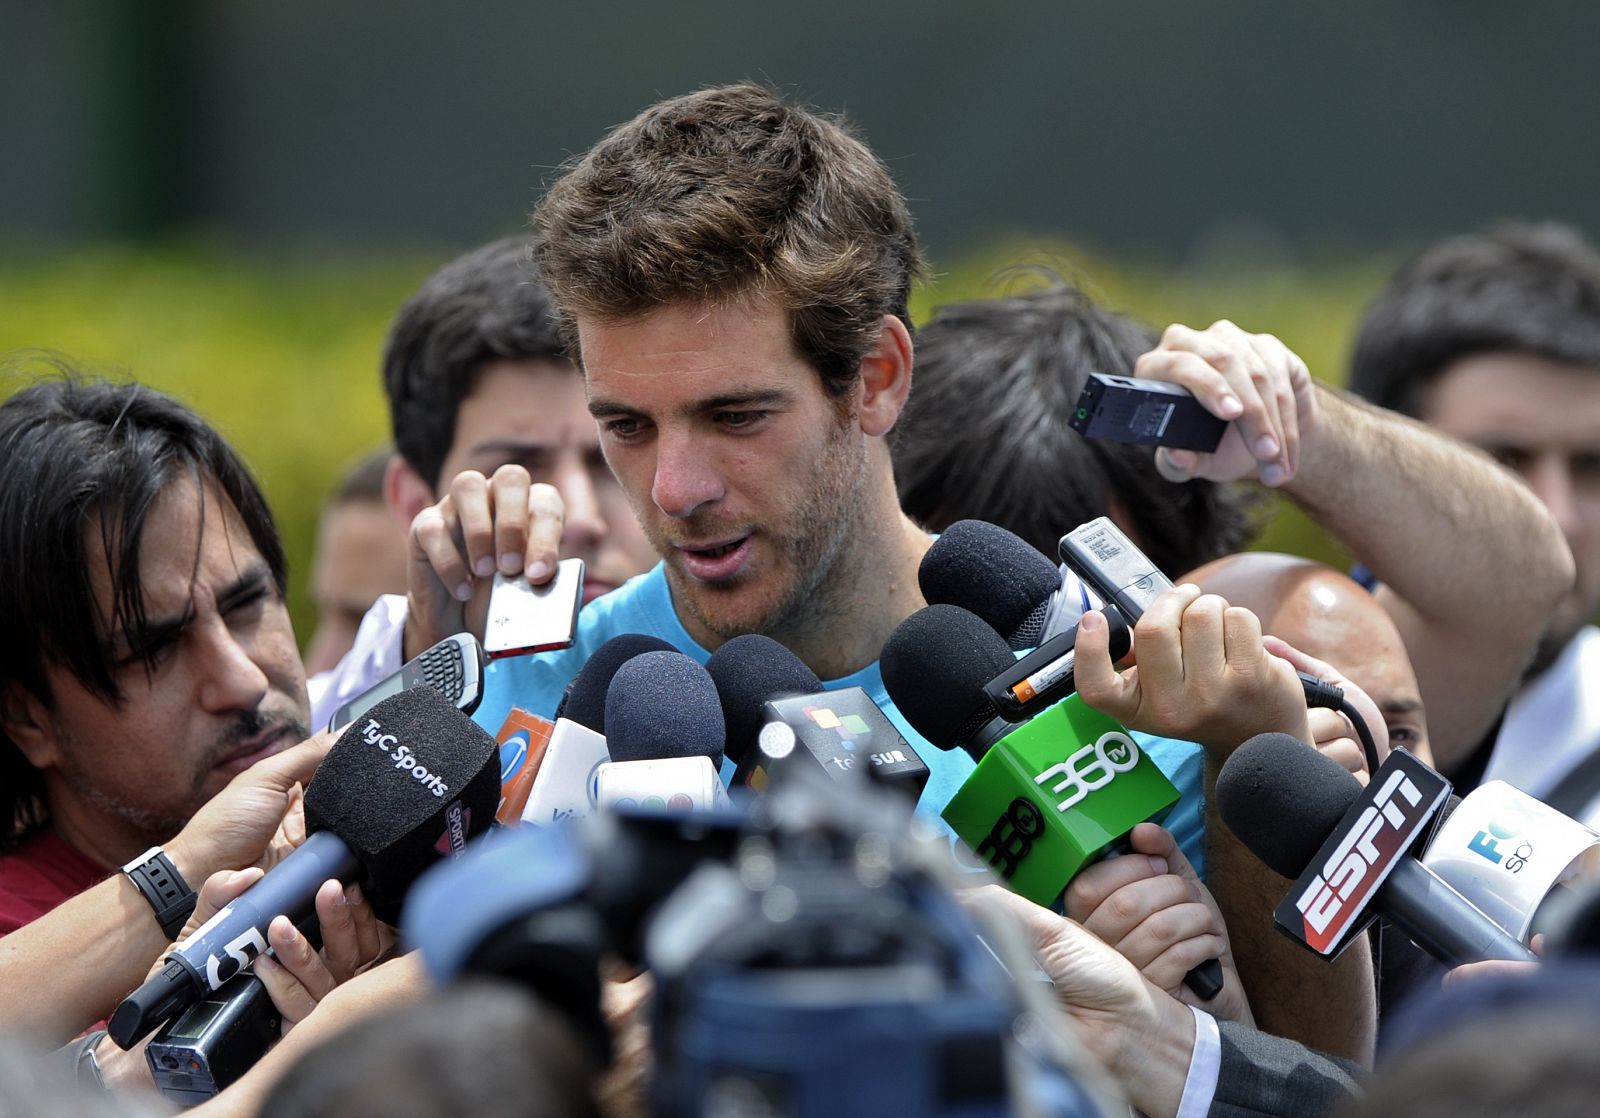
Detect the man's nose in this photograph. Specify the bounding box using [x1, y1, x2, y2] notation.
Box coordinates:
[651, 431, 724, 519]
[196, 618, 270, 715]
[1526, 453, 1582, 540]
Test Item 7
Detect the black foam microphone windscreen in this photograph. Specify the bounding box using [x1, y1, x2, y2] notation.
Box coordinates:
[1214, 732, 1364, 880]
[918, 521, 1063, 649]
[879, 604, 1017, 751]
[556, 633, 677, 733]
[603, 651, 726, 767]
[705, 634, 824, 766]
[304, 687, 500, 920]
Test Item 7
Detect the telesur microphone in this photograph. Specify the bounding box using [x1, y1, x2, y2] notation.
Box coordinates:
[705, 633, 825, 774]
[109, 689, 500, 1047]
[522, 634, 671, 825]
[594, 651, 725, 811]
[1216, 734, 1537, 966]
[708, 634, 928, 799]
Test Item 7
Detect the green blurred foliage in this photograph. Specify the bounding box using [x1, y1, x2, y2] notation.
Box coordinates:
[0, 238, 1397, 655]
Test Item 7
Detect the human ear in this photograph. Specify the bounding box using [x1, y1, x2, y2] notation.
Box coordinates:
[856, 315, 915, 438]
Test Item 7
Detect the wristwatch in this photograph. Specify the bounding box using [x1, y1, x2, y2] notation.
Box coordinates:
[120, 846, 197, 941]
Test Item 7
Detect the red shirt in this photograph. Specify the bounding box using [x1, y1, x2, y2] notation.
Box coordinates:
[0, 830, 109, 936]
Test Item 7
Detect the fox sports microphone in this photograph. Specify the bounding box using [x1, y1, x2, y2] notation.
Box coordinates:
[594, 651, 726, 811]
[881, 603, 1221, 999]
[707, 634, 929, 800]
[1420, 780, 1600, 943]
[110, 689, 500, 1047]
[521, 634, 671, 825]
[1216, 733, 1536, 966]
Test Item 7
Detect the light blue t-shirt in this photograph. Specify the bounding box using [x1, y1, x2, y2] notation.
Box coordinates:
[472, 563, 1206, 878]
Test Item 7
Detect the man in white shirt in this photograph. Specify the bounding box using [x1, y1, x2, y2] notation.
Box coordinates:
[1349, 223, 1600, 821]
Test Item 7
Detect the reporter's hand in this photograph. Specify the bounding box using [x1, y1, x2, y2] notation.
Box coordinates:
[1264, 635, 1395, 782]
[1065, 823, 1252, 1024]
[962, 885, 1196, 1117]
[151, 868, 386, 1037]
[405, 465, 565, 659]
[166, 733, 334, 881]
[255, 879, 386, 1035]
[1133, 320, 1318, 489]
[1074, 584, 1314, 754]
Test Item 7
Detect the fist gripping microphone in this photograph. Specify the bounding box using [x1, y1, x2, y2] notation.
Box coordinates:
[1216, 734, 1536, 966]
[594, 651, 726, 812]
[707, 634, 929, 800]
[521, 633, 673, 825]
[110, 689, 500, 1047]
[880, 603, 1221, 999]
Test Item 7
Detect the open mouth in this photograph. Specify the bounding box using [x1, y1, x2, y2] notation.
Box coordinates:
[676, 535, 754, 582]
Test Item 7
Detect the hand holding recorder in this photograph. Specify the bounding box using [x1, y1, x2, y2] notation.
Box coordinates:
[402, 463, 570, 659]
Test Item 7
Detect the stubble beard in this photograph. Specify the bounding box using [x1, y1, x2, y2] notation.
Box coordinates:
[51, 707, 308, 844]
[663, 420, 871, 646]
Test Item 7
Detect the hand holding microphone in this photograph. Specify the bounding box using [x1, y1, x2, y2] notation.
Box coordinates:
[1073, 584, 1315, 756]
[1064, 823, 1252, 1024]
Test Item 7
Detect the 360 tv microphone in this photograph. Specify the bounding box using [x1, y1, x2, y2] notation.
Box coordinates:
[880, 603, 1220, 999]
[109, 689, 500, 1047]
[1216, 733, 1536, 966]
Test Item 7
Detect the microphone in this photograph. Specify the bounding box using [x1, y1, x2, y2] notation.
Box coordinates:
[521, 634, 670, 825]
[1421, 780, 1600, 942]
[705, 634, 824, 773]
[880, 604, 1221, 999]
[707, 634, 928, 799]
[1216, 734, 1537, 966]
[553, 633, 675, 731]
[594, 651, 726, 811]
[919, 520, 1073, 649]
[109, 689, 500, 1047]
[929, 518, 1362, 761]
[494, 708, 556, 825]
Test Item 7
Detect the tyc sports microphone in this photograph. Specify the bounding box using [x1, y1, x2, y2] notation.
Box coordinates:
[708, 634, 928, 799]
[109, 689, 500, 1048]
[594, 651, 726, 812]
[1216, 734, 1536, 966]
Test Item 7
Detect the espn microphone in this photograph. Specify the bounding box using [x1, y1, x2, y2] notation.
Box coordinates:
[707, 634, 929, 800]
[521, 634, 671, 825]
[594, 651, 725, 811]
[880, 604, 1220, 1000]
[1216, 734, 1537, 966]
[109, 689, 500, 1047]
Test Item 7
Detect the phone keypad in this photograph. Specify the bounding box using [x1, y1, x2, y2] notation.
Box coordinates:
[419, 642, 465, 696]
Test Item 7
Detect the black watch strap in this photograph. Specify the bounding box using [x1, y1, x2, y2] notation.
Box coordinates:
[121, 846, 197, 940]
